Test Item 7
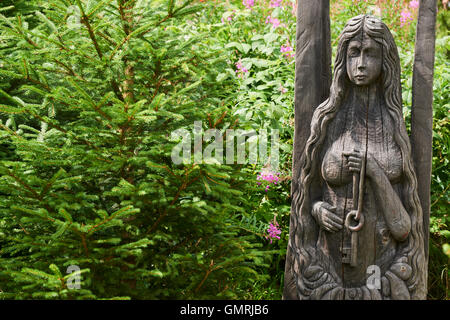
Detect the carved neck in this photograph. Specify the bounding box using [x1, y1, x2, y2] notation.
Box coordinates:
[348, 82, 382, 114]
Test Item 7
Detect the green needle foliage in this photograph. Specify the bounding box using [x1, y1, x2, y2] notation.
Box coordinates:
[0, 0, 273, 299]
[1, 0, 448, 300]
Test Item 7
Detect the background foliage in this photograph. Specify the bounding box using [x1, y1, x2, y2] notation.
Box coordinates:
[0, 0, 448, 299]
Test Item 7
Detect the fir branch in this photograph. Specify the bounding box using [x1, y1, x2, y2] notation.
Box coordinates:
[0, 122, 25, 139]
[3, 168, 41, 200]
[87, 0, 116, 18]
[27, 29, 97, 62]
[54, 59, 85, 81]
[76, 0, 104, 60]
[25, 111, 100, 152]
[194, 259, 221, 294]
[213, 111, 227, 128]
[79, 231, 89, 257]
[97, 30, 117, 47]
[148, 77, 166, 111]
[87, 205, 134, 235]
[204, 173, 228, 188]
[18, 224, 30, 235]
[117, 0, 136, 107]
[146, 169, 200, 234]
[108, 13, 173, 61]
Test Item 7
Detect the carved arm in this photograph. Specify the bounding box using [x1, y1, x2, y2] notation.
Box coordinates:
[345, 151, 411, 241]
[366, 155, 411, 241]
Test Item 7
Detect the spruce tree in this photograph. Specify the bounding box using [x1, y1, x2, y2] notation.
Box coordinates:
[0, 0, 272, 299]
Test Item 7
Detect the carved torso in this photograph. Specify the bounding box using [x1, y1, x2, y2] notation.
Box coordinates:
[321, 104, 403, 187]
[316, 87, 404, 291]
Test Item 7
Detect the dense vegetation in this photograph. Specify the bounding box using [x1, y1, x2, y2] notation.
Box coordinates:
[0, 0, 448, 299]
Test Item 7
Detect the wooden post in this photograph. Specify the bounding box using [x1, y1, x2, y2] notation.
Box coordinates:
[283, 0, 331, 300]
[411, 0, 437, 260]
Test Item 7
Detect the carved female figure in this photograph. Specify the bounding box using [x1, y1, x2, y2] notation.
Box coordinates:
[288, 15, 426, 299]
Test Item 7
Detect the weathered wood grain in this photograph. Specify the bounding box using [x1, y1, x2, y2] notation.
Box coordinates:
[283, 0, 331, 300]
[411, 0, 437, 260]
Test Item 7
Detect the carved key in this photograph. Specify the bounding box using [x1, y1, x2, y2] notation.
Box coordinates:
[342, 246, 351, 264]
[342, 230, 358, 266]
[343, 163, 365, 266]
[350, 231, 358, 267]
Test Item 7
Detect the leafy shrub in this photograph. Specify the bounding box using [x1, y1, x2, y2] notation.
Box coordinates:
[0, 0, 275, 299]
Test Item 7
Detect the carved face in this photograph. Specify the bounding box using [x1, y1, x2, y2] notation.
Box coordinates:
[346, 36, 382, 86]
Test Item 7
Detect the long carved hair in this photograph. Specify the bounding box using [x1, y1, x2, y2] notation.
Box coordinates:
[290, 15, 426, 299]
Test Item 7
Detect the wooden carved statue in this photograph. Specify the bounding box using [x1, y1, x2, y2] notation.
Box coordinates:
[284, 1, 437, 300]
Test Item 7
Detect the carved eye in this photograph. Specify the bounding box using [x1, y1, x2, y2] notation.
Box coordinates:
[366, 49, 379, 58]
[348, 48, 360, 57]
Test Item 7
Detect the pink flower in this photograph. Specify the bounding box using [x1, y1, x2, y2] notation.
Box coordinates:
[235, 61, 248, 73]
[281, 42, 294, 59]
[400, 9, 413, 27]
[257, 169, 280, 191]
[235, 60, 249, 78]
[290, 1, 297, 15]
[271, 18, 280, 28]
[371, 6, 382, 17]
[280, 44, 292, 53]
[265, 16, 281, 29]
[279, 85, 287, 94]
[221, 11, 236, 24]
[243, 0, 255, 9]
[222, 16, 233, 24]
[409, 0, 420, 9]
[270, 0, 282, 8]
[265, 222, 281, 243]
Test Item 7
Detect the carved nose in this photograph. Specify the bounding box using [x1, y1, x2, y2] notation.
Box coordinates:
[357, 54, 367, 70]
[357, 57, 366, 70]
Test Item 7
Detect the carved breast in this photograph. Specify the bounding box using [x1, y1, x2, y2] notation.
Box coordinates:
[320, 105, 403, 186]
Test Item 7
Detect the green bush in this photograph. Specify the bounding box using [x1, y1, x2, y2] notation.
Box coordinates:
[0, 0, 276, 299]
[0, 0, 448, 300]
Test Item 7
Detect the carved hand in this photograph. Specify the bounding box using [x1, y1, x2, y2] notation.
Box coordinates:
[312, 201, 343, 233]
[343, 150, 411, 241]
[342, 150, 380, 178]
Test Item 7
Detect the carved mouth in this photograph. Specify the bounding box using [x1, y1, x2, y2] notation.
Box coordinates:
[355, 75, 366, 80]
